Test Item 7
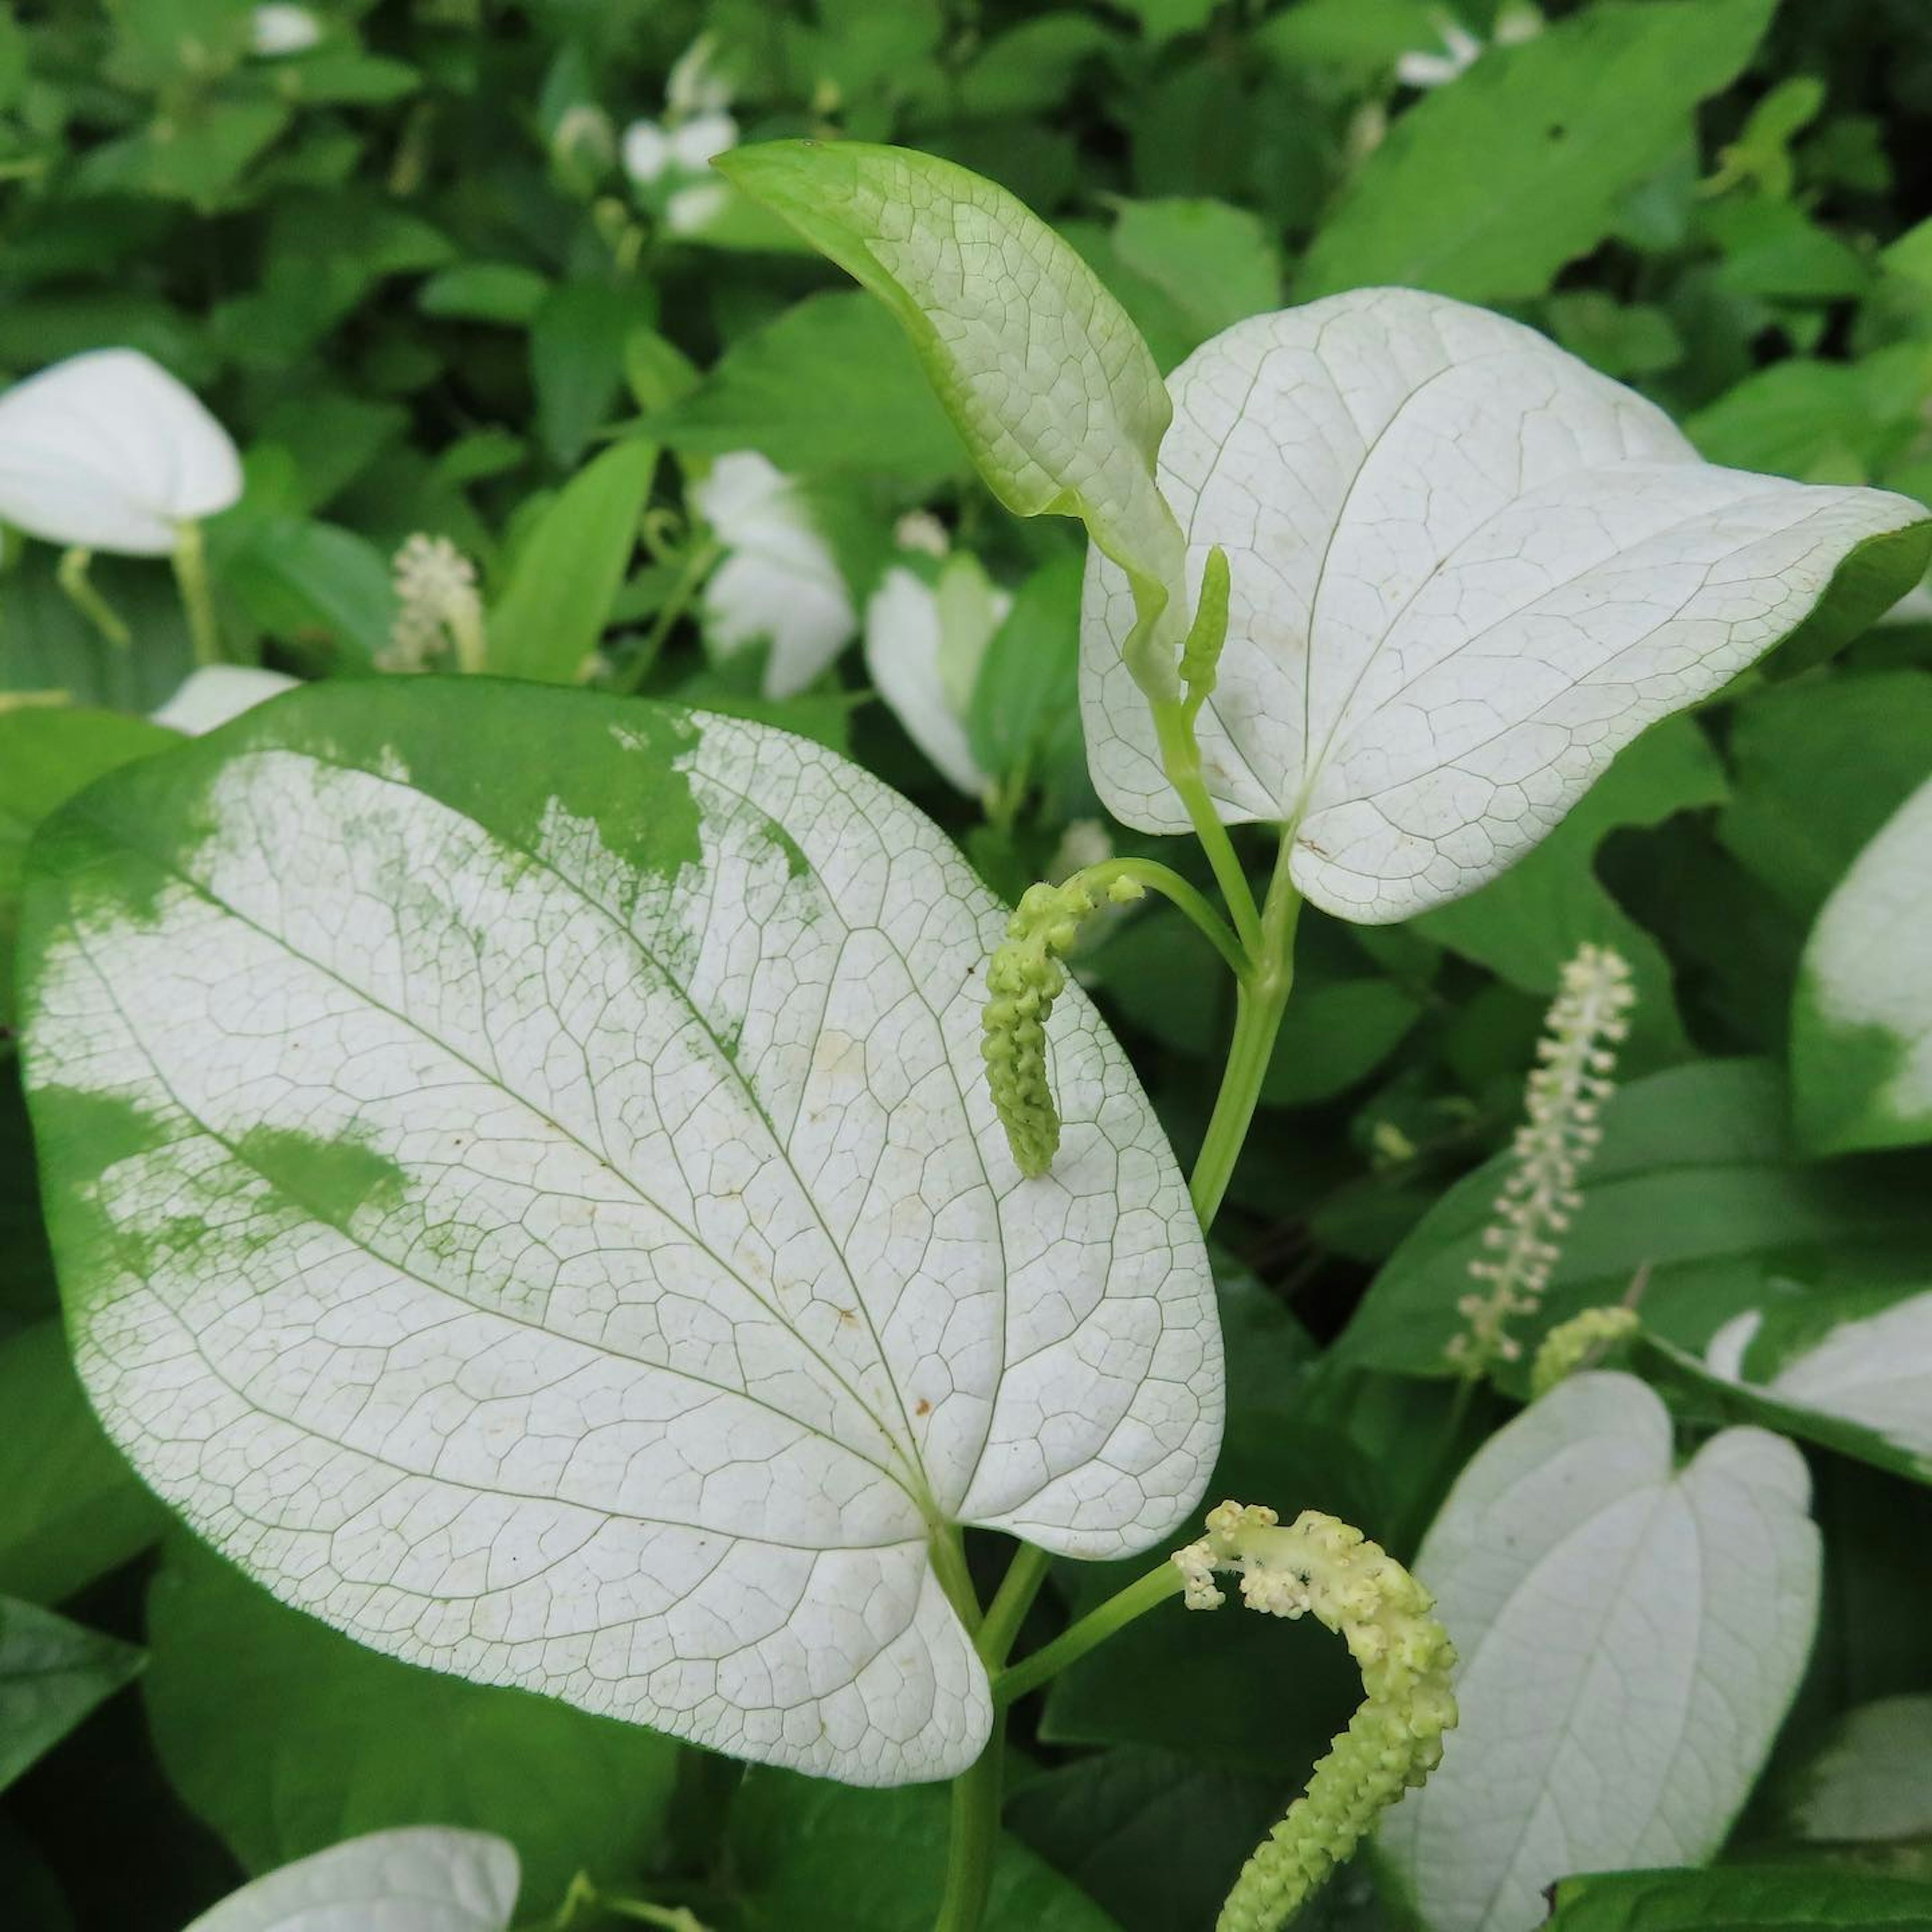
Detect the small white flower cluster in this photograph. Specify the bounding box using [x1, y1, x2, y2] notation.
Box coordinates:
[380, 533, 484, 675]
[1450, 942, 1636, 1375]
[1395, 4, 1542, 90]
[621, 35, 739, 237]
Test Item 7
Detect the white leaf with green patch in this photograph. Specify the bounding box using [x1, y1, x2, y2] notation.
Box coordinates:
[183, 1827, 519, 1932]
[1082, 287, 1931, 922]
[1380, 1372, 1819, 1932]
[1792, 773, 1932, 1154]
[718, 141, 1188, 690]
[20, 682, 1218, 1787]
[1780, 1695, 1932, 1845]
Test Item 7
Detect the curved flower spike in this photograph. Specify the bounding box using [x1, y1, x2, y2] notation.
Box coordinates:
[984, 872, 1147, 1177]
[1529, 1304, 1641, 1398]
[0, 349, 241, 556]
[1172, 1501, 1458, 1932]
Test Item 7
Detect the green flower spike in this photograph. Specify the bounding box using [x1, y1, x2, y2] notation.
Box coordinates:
[1173, 1502, 1458, 1932]
[982, 872, 1147, 1177]
[1529, 1305, 1642, 1399]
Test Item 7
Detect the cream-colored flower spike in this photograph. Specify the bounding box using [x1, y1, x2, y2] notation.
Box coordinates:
[0, 349, 242, 556]
[1082, 288, 1930, 922]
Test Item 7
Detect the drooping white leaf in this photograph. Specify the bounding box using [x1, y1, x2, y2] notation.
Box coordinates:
[1791, 773, 1932, 1153]
[183, 1827, 519, 1932]
[21, 683, 1218, 1787]
[1380, 1372, 1819, 1932]
[864, 555, 1008, 796]
[151, 667, 301, 737]
[1082, 287, 1930, 922]
[0, 349, 243, 557]
[693, 452, 857, 697]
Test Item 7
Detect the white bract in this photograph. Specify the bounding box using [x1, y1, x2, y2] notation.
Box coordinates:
[22, 688, 1219, 1786]
[184, 1827, 519, 1932]
[1380, 1372, 1819, 1932]
[864, 553, 1009, 796]
[250, 4, 323, 57]
[150, 667, 299, 737]
[1081, 287, 1928, 921]
[0, 349, 242, 557]
[1791, 772, 1932, 1153]
[694, 452, 857, 697]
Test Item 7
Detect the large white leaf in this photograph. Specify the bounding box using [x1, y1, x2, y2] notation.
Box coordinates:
[183, 1826, 519, 1932]
[20, 683, 1218, 1786]
[1380, 1372, 1819, 1932]
[0, 348, 242, 556]
[1082, 288, 1930, 922]
[1791, 773, 1932, 1153]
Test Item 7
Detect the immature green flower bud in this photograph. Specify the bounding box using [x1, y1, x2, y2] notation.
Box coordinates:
[1530, 1304, 1641, 1399]
[1173, 1501, 1459, 1932]
[982, 872, 1144, 1177]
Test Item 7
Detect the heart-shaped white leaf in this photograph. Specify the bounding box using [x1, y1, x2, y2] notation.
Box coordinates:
[183, 1827, 519, 1932]
[1792, 773, 1932, 1153]
[20, 683, 1218, 1786]
[1082, 287, 1931, 922]
[1379, 1372, 1819, 1932]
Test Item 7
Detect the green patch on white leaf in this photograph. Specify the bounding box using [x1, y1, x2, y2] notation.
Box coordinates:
[1082, 288, 1930, 922]
[719, 140, 1189, 693]
[182, 1827, 519, 1932]
[19, 679, 1218, 1787]
[1380, 1373, 1819, 1932]
[1792, 774, 1932, 1154]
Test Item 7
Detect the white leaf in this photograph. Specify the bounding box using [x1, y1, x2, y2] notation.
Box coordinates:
[1783, 1695, 1932, 1844]
[1081, 287, 1929, 922]
[1792, 772, 1932, 1152]
[0, 350, 242, 557]
[23, 688, 1218, 1786]
[1763, 1291, 1932, 1468]
[1380, 1372, 1819, 1932]
[693, 452, 857, 697]
[151, 667, 301, 737]
[184, 1827, 519, 1932]
[864, 559, 1006, 797]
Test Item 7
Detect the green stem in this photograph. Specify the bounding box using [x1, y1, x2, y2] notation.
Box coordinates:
[1055, 856, 1248, 980]
[977, 1540, 1051, 1669]
[933, 1711, 1005, 1932]
[171, 520, 222, 667]
[56, 549, 132, 649]
[613, 537, 720, 693]
[991, 1561, 1184, 1709]
[1152, 700, 1263, 958]
[1187, 837, 1303, 1231]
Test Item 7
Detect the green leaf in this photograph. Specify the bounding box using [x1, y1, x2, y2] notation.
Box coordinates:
[144, 1537, 679, 1917]
[416, 264, 551, 327]
[1298, 0, 1779, 302]
[719, 140, 1187, 682]
[0, 1323, 167, 1605]
[531, 280, 656, 470]
[655, 292, 967, 493]
[1336, 1059, 1932, 1377]
[1107, 197, 1282, 347]
[1544, 1866, 1932, 1930]
[1260, 978, 1421, 1108]
[218, 519, 399, 662]
[1381, 1375, 1819, 1932]
[19, 681, 1215, 1786]
[0, 1595, 144, 1791]
[1792, 775, 1932, 1153]
[0, 708, 176, 1025]
[486, 438, 656, 684]
[727, 1771, 1121, 1931]
[1717, 670, 1932, 923]
[966, 551, 1087, 799]
[1411, 715, 1729, 1067]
